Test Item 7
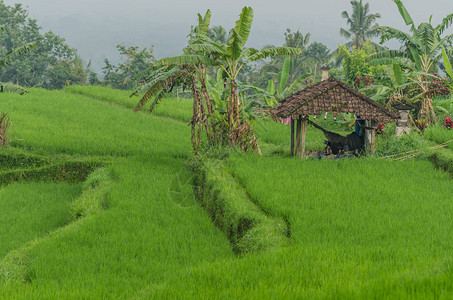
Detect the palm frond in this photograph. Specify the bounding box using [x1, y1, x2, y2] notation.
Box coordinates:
[238, 47, 259, 61]
[0, 42, 37, 67]
[226, 28, 243, 61]
[277, 56, 290, 96]
[188, 43, 226, 55]
[379, 26, 415, 45]
[196, 10, 211, 36]
[158, 55, 219, 67]
[393, 0, 414, 26]
[340, 28, 351, 39]
[437, 13, 453, 36]
[0, 82, 29, 95]
[231, 6, 254, 50]
[407, 46, 422, 70]
[148, 90, 165, 113]
[442, 45, 453, 79]
[134, 81, 164, 111]
[417, 23, 435, 54]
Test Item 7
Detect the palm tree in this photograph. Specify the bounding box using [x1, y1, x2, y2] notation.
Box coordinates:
[340, 0, 381, 49]
[371, 0, 453, 123]
[261, 29, 311, 87]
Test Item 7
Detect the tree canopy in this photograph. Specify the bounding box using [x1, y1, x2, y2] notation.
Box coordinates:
[0, 3, 88, 89]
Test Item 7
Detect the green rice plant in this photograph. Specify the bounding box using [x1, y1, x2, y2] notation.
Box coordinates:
[65, 85, 193, 122]
[2, 84, 453, 298]
[161, 153, 453, 297]
[0, 88, 192, 157]
[424, 126, 453, 150]
[0, 158, 233, 298]
[70, 167, 114, 219]
[64, 85, 138, 109]
[0, 148, 48, 170]
[0, 182, 81, 260]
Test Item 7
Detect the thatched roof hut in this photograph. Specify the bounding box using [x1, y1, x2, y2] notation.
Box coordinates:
[272, 77, 398, 156]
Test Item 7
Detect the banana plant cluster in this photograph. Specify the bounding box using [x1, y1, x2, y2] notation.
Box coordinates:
[242, 55, 311, 108]
[370, 0, 453, 123]
[132, 7, 301, 154]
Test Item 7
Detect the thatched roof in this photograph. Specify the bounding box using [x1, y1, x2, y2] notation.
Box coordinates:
[274, 77, 398, 123]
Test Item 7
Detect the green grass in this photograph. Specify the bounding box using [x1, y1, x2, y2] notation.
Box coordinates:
[1, 85, 453, 298]
[0, 182, 81, 259]
[0, 86, 233, 297]
[137, 154, 453, 298]
[1, 88, 191, 157]
[1, 158, 233, 298]
[424, 126, 453, 150]
[65, 85, 193, 122]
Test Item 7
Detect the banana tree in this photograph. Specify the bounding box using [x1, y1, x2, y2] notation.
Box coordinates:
[428, 46, 453, 114]
[243, 55, 311, 108]
[441, 46, 453, 90]
[156, 7, 301, 152]
[370, 0, 453, 123]
[132, 10, 219, 153]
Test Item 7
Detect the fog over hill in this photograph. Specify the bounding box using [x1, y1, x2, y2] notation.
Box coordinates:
[4, 0, 453, 72]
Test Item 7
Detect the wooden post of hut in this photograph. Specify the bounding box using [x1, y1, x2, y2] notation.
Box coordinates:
[296, 116, 302, 156]
[301, 115, 307, 157]
[290, 118, 295, 156]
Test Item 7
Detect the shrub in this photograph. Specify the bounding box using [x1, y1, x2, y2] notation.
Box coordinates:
[415, 119, 428, 133]
[442, 116, 453, 129]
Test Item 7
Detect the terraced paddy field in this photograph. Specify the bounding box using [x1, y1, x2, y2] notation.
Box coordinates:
[1, 86, 453, 298]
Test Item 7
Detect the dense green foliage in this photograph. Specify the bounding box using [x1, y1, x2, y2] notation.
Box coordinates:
[339, 42, 384, 86]
[102, 45, 155, 90]
[0, 3, 87, 89]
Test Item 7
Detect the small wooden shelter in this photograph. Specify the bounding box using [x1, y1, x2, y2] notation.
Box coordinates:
[273, 77, 398, 156]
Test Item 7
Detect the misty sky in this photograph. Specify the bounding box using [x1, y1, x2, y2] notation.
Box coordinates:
[3, 0, 453, 72]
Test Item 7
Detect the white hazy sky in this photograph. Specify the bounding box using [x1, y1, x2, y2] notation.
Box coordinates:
[3, 0, 453, 71]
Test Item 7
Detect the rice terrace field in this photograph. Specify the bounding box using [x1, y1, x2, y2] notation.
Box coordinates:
[1, 0, 453, 299]
[0, 85, 451, 298]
